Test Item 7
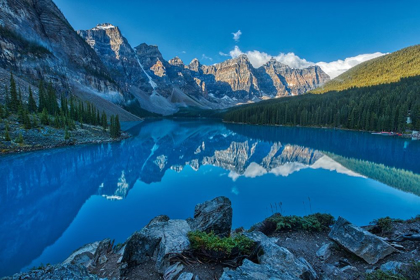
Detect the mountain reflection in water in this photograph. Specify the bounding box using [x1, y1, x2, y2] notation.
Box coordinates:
[0, 119, 419, 276]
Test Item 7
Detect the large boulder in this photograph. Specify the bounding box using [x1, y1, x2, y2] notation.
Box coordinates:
[329, 217, 397, 264]
[121, 218, 191, 273]
[62, 241, 100, 267]
[244, 231, 317, 280]
[190, 196, 232, 237]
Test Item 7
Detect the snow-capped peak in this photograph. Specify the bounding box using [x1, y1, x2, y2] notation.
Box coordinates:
[93, 23, 116, 30]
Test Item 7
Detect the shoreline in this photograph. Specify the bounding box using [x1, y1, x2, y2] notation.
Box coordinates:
[221, 120, 419, 139]
[0, 132, 130, 156]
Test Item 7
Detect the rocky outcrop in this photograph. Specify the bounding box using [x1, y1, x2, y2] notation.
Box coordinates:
[121, 218, 191, 273]
[1, 264, 98, 280]
[190, 196, 233, 237]
[329, 217, 397, 264]
[244, 231, 317, 279]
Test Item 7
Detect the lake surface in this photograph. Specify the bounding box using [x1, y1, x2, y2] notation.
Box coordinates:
[1, 119, 420, 276]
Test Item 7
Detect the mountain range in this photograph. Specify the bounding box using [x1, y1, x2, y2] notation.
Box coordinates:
[0, 0, 330, 118]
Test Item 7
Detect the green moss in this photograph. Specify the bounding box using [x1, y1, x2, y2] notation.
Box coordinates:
[188, 231, 255, 256]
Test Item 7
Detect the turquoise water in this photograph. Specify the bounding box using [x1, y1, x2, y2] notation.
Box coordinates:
[1, 119, 420, 276]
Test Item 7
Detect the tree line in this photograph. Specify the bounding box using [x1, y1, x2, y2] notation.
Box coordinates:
[1, 73, 121, 139]
[223, 75, 420, 133]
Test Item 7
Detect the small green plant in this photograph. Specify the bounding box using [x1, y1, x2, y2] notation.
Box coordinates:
[366, 270, 406, 280]
[188, 231, 255, 256]
[16, 132, 24, 144]
[187, 231, 256, 266]
[366, 262, 420, 280]
[370, 217, 403, 234]
[271, 213, 335, 232]
[64, 127, 70, 140]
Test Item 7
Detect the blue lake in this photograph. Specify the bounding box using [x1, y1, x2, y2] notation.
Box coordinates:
[1, 119, 420, 276]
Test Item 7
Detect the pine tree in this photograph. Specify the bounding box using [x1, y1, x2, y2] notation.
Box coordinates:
[9, 73, 18, 112]
[4, 124, 11, 141]
[110, 115, 115, 137]
[64, 126, 70, 140]
[41, 108, 49, 125]
[4, 85, 10, 111]
[23, 109, 31, 129]
[115, 115, 121, 137]
[16, 132, 24, 144]
[38, 81, 46, 113]
[28, 86, 37, 113]
[101, 111, 107, 131]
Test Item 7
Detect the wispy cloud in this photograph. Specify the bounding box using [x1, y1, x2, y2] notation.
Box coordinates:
[228, 46, 386, 78]
[182, 50, 186, 54]
[201, 54, 213, 61]
[219, 51, 229, 57]
[232, 30, 242, 42]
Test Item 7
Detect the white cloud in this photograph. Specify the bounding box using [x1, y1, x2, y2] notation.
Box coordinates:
[201, 54, 213, 61]
[182, 50, 186, 54]
[232, 30, 242, 42]
[219, 51, 229, 57]
[315, 52, 385, 79]
[226, 45, 386, 78]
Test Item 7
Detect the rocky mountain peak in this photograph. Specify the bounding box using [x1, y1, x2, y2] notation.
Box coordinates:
[188, 58, 202, 72]
[92, 23, 118, 31]
[168, 56, 184, 67]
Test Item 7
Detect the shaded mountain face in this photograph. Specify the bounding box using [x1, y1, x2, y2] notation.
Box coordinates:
[0, 0, 139, 120]
[0, 0, 329, 117]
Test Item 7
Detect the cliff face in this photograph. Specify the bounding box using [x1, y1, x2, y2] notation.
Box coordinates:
[0, 0, 329, 116]
[0, 0, 140, 120]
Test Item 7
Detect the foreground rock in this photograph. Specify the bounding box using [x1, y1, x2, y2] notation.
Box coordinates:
[221, 259, 295, 280]
[189, 196, 232, 237]
[244, 231, 317, 279]
[3, 197, 419, 280]
[122, 219, 191, 273]
[329, 217, 397, 264]
[1, 264, 98, 280]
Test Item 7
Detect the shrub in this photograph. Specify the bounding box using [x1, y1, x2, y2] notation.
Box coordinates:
[370, 217, 403, 234]
[187, 231, 256, 265]
[366, 270, 406, 280]
[366, 262, 420, 280]
[272, 213, 335, 232]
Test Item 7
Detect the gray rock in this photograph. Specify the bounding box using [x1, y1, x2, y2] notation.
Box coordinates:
[329, 217, 397, 264]
[1, 264, 98, 280]
[147, 215, 171, 227]
[62, 241, 99, 266]
[163, 262, 184, 280]
[380, 261, 409, 273]
[340, 266, 358, 273]
[191, 196, 232, 237]
[92, 238, 112, 266]
[316, 243, 333, 261]
[321, 264, 352, 280]
[221, 259, 294, 280]
[244, 231, 317, 280]
[177, 272, 194, 280]
[122, 217, 191, 273]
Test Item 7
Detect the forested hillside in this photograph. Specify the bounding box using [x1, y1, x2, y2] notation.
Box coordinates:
[223, 76, 420, 133]
[312, 45, 420, 93]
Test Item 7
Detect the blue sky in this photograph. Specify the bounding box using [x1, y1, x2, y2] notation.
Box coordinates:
[54, 0, 420, 77]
